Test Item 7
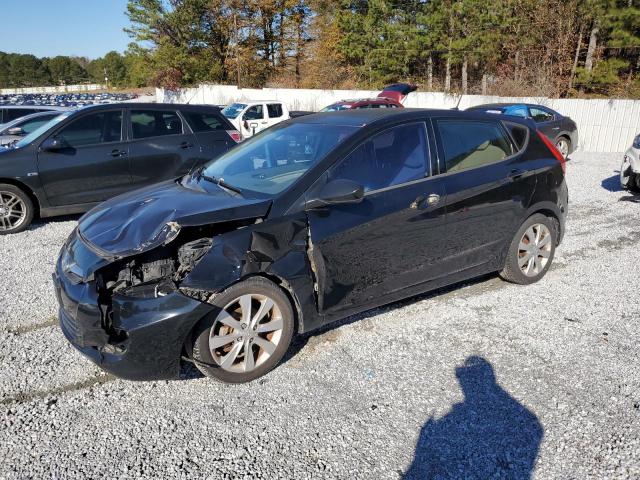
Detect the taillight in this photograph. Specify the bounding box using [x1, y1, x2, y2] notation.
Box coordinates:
[226, 130, 242, 143]
[537, 130, 566, 173]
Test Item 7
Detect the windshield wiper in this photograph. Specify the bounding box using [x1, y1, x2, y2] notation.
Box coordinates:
[193, 168, 242, 196]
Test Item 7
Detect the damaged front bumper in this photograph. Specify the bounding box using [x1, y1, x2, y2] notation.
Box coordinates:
[53, 263, 214, 381]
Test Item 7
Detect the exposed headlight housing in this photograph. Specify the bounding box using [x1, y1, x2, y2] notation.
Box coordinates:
[633, 134, 640, 149]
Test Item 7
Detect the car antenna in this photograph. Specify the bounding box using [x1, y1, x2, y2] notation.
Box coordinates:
[452, 93, 463, 111]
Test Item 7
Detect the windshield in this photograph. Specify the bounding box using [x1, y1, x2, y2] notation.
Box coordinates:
[221, 103, 248, 119]
[320, 103, 352, 112]
[200, 123, 359, 196]
[14, 111, 72, 149]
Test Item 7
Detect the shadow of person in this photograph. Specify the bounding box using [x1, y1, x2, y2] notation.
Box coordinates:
[404, 356, 543, 480]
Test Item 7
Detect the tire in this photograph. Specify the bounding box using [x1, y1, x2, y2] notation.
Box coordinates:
[500, 214, 557, 285]
[555, 137, 570, 159]
[191, 276, 295, 383]
[0, 184, 34, 235]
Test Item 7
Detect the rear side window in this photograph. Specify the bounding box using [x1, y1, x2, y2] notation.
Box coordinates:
[503, 122, 530, 151]
[131, 110, 183, 139]
[54, 111, 122, 148]
[436, 120, 514, 173]
[329, 122, 428, 192]
[267, 104, 283, 118]
[183, 111, 225, 132]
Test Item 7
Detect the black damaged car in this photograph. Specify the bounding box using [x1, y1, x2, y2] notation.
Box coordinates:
[53, 109, 568, 383]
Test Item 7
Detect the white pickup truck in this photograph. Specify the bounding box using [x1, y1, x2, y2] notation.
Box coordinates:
[221, 100, 293, 138]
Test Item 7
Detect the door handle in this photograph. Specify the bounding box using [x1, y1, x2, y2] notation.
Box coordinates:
[411, 193, 440, 209]
[180, 142, 194, 149]
[110, 149, 126, 157]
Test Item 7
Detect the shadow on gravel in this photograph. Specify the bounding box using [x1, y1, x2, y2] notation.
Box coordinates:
[403, 356, 543, 480]
[602, 172, 622, 192]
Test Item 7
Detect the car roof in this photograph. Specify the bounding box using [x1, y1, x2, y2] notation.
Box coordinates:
[330, 98, 399, 105]
[469, 103, 556, 111]
[0, 105, 70, 111]
[291, 108, 528, 127]
[77, 102, 223, 112]
[2, 110, 61, 126]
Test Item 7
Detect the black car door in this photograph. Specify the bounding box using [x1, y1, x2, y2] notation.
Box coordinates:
[180, 109, 235, 165]
[306, 121, 448, 316]
[127, 108, 200, 189]
[37, 109, 131, 206]
[529, 106, 560, 141]
[432, 118, 537, 273]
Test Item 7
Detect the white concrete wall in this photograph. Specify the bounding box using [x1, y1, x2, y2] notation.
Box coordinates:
[157, 84, 640, 152]
[1, 84, 106, 95]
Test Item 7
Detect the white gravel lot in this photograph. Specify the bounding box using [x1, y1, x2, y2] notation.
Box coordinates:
[0, 152, 639, 479]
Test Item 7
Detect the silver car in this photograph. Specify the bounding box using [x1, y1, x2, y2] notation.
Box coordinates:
[621, 134, 640, 193]
[0, 111, 62, 147]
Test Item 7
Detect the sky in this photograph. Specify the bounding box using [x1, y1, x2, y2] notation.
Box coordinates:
[0, 0, 131, 59]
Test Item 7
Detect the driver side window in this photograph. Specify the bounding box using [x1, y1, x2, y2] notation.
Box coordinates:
[53, 111, 122, 148]
[243, 105, 264, 121]
[329, 122, 429, 192]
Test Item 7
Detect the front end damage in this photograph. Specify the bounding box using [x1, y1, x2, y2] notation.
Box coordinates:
[53, 215, 319, 381]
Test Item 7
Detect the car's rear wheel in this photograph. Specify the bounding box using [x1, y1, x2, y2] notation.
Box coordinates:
[620, 156, 640, 193]
[500, 214, 557, 285]
[191, 276, 294, 383]
[0, 184, 34, 235]
[555, 137, 570, 159]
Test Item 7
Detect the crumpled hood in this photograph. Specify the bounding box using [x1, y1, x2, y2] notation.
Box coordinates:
[377, 83, 418, 104]
[78, 179, 272, 259]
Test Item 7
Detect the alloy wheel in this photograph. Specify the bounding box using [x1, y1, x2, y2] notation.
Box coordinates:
[0, 191, 27, 232]
[518, 223, 552, 277]
[208, 293, 284, 373]
[556, 138, 569, 158]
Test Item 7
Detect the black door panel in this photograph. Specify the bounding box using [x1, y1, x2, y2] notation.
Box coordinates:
[308, 178, 447, 314]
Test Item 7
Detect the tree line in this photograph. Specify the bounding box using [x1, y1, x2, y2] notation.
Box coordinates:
[0, 50, 146, 89]
[2, 1, 639, 97]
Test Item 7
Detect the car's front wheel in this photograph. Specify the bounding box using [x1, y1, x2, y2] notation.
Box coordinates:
[0, 184, 34, 235]
[500, 214, 557, 285]
[191, 276, 295, 383]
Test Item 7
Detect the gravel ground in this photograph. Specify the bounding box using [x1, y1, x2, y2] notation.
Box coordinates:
[0, 152, 638, 479]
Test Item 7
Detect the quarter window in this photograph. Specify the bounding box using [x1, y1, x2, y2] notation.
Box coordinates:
[183, 111, 225, 132]
[54, 111, 122, 148]
[329, 122, 428, 192]
[267, 104, 283, 118]
[529, 107, 554, 123]
[436, 120, 514, 173]
[131, 110, 183, 139]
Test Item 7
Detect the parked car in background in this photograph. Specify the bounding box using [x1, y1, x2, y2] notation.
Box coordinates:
[320, 83, 417, 112]
[221, 101, 290, 138]
[0, 105, 69, 126]
[467, 103, 578, 158]
[621, 134, 640, 193]
[0, 111, 62, 147]
[53, 108, 568, 383]
[0, 103, 240, 233]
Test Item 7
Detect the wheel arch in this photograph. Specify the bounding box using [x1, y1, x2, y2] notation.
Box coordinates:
[0, 177, 41, 218]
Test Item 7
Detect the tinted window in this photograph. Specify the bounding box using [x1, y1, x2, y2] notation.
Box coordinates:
[437, 120, 513, 173]
[54, 111, 123, 148]
[330, 122, 428, 192]
[5, 109, 39, 122]
[504, 122, 529, 151]
[183, 111, 225, 132]
[529, 107, 554, 123]
[131, 110, 183, 139]
[243, 105, 264, 121]
[201, 123, 358, 196]
[267, 104, 283, 118]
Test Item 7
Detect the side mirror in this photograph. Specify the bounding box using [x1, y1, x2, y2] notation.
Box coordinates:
[306, 179, 364, 209]
[7, 127, 24, 136]
[41, 137, 63, 152]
